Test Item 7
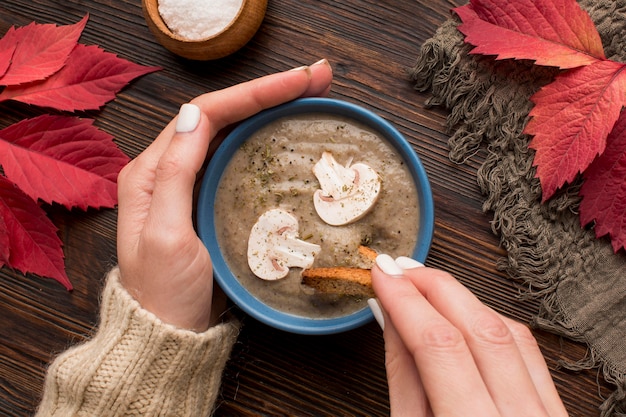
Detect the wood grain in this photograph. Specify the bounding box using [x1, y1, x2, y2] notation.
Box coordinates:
[0, 1, 613, 416]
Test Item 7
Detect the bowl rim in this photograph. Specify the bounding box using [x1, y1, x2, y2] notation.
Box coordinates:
[197, 97, 435, 335]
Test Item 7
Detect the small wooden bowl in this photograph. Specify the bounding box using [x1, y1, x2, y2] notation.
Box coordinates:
[142, 0, 268, 60]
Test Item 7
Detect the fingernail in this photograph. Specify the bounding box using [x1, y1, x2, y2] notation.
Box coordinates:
[376, 254, 404, 277]
[395, 256, 424, 270]
[289, 65, 309, 72]
[367, 298, 385, 331]
[312, 58, 332, 75]
[176, 103, 201, 133]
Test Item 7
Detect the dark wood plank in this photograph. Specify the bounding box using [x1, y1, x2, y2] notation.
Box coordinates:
[0, 1, 614, 416]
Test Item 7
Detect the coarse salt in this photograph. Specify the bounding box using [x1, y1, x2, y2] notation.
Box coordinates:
[158, 0, 244, 41]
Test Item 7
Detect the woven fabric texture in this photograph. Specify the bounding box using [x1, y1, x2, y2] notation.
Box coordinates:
[409, 1, 626, 415]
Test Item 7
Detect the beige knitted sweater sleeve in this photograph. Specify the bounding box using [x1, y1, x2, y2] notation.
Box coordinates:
[36, 267, 240, 417]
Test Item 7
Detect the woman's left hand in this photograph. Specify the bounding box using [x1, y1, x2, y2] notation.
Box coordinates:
[116, 60, 333, 332]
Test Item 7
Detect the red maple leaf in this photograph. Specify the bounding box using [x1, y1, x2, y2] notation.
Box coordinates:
[0, 175, 70, 289]
[454, 0, 626, 252]
[0, 43, 160, 111]
[0, 15, 87, 86]
[0, 27, 18, 79]
[579, 113, 626, 252]
[0, 213, 9, 267]
[455, 0, 605, 69]
[526, 61, 626, 200]
[0, 15, 160, 288]
[0, 115, 130, 210]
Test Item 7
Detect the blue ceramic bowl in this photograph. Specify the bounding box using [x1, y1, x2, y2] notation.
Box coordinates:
[197, 98, 434, 335]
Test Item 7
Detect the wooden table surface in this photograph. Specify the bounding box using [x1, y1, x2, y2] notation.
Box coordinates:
[0, 0, 614, 416]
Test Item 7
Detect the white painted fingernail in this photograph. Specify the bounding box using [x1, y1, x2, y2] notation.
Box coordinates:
[368, 298, 385, 331]
[376, 254, 404, 277]
[176, 103, 201, 133]
[395, 256, 424, 270]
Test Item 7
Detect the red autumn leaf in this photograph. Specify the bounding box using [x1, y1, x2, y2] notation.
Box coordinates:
[454, 0, 605, 69]
[0, 27, 18, 79]
[0, 115, 130, 210]
[0, 175, 71, 289]
[526, 60, 626, 201]
[579, 112, 626, 252]
[454, 0, 626, 251]
[0, 15, 87, 86]
[0, 17, 159, 288]
[0, 43, 160, 111]
[0, 212, 9, 267]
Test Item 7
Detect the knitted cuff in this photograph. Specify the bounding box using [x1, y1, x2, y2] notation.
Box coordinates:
[36, 267, 240, 417]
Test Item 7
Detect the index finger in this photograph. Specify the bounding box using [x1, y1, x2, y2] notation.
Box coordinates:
[194, 58, 333, 132]
[119, 60, 333, 224]
[399, 267, 561, 416]
[142, 60, 333, 163]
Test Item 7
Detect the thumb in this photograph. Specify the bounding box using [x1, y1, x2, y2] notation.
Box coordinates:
[371, 298, 432, 417]
[147, 103, 211, 233]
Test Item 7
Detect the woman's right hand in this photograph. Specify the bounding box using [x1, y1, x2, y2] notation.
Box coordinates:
[370, 254, 568, 417]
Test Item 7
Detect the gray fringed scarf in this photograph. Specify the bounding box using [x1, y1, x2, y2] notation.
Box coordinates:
[409, 1, 626, 415]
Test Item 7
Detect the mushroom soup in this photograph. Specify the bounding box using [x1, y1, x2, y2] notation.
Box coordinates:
[213, 113, 420, 318]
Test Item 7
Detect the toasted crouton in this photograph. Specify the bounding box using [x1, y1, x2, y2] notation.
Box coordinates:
[301, 267, 374, 297]
[357, 245, 378, 266]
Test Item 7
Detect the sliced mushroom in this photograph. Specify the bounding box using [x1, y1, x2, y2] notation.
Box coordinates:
[312, 151, 381, 226]
[247, 208, 321, 280]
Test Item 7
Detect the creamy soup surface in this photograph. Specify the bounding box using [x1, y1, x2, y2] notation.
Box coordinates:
[214, 113, 420, 318]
